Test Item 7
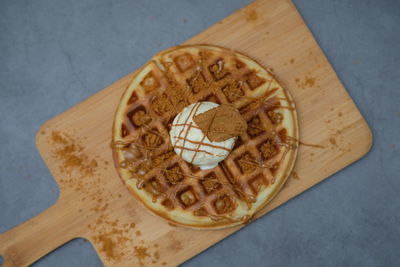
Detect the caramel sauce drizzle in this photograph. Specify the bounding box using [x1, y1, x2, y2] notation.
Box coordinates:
[117, 50, 302, 223]
[173, 146, 215, 156]
[299, 141, 325, 149]
[171, 123, 201, 129]
[170, 101, 233, 164]
[175, 102, 201, 157]
[190, 103, 219, 164]
[173, 136, 231, 152]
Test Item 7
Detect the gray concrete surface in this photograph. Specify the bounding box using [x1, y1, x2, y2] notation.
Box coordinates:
[1, 0, 399, 266]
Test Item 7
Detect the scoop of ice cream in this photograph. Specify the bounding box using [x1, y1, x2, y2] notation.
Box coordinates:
[169, 102, 236, 170]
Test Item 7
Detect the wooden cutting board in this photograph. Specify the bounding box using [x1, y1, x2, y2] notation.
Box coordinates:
[0, 0, 372, 266]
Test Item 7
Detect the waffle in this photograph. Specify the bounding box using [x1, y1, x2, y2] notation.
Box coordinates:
[112, 45, 298, 229]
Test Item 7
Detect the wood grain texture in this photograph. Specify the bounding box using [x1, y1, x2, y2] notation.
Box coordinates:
[0, 0, 372, 266]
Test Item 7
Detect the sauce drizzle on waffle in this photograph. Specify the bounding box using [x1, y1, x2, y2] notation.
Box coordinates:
[112, 45, 299, 229]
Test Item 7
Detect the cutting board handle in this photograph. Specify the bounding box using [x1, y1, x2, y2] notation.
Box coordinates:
[0, 198, 81, 267]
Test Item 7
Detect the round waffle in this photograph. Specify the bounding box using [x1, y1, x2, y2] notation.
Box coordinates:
[112, 44, 298, 229]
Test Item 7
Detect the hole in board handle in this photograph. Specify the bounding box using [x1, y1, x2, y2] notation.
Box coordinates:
[0, 255, 3, 265]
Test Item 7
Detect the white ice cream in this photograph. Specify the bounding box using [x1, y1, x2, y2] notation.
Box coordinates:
[169, 102, 236, 170]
